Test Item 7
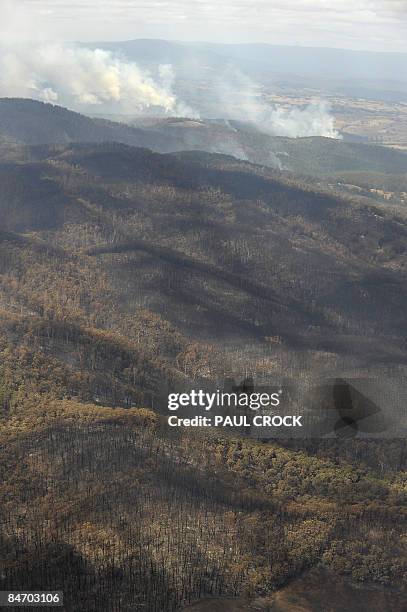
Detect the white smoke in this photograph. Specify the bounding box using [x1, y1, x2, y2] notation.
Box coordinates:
[255, 101, 340, 139]
[0, 43, 197, 116]
[156, 63, 198, 117]
[214, 68, 340, 139]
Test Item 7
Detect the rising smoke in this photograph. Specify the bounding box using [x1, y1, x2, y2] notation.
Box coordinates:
[0, 42, 197, 116]
[260, 101, 340, 139]
[213, 68, 340, 139]
[0, 37, 338, 138]
[0, 0, 340, 137]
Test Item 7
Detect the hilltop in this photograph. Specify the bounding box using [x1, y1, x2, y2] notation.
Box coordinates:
[1, 98, 407, 178]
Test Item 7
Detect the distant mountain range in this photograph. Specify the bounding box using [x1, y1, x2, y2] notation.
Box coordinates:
[87, 39, 407, 103]
[89, 39, 407, 83]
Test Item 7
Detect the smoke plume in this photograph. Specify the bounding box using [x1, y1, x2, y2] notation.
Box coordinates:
[0, 43, 196, 116]
[256, 101, 340, 139]
[214, 68, 340, 139]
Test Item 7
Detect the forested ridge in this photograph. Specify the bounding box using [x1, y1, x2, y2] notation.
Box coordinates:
[2, 98, 407, 177]
[0, 139, 406, 610]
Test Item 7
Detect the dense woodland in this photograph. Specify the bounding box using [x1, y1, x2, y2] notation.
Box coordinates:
[1, 400, 406, 611]
[0, 121, 406, 610]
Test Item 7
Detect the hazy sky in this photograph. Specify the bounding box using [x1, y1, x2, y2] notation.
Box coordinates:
[2, 0, 407, 52]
